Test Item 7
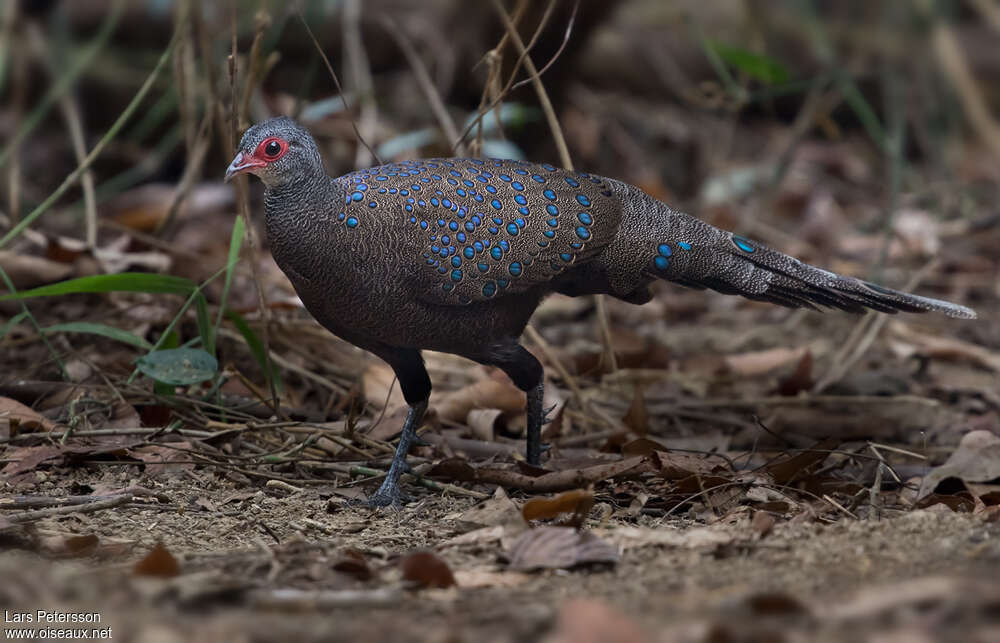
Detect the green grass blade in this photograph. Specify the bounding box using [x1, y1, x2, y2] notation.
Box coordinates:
[0, 0, 125, 169]
[42, 321, 153, 351]
[0, 273, 198, 301]
[0, 19, 180, 251]
[213, 216, 246, 335]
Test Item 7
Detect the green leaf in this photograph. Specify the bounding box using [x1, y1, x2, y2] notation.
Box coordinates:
[0, 272, 197, 301]
[135, 347, 218, 385]
[226, 310, 282, 395]
[707, 41, 789, 85]
[42, 321, 153, 351]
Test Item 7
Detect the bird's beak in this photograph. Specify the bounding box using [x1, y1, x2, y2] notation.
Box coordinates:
[225, 151, 266, 182]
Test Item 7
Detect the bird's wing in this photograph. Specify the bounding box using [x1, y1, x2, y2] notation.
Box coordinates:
[362, 158, 623, 304]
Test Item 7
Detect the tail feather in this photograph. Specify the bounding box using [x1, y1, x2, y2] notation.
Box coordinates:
[646, 213, 976, 320]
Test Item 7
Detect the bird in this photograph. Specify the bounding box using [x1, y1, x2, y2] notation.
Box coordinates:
[225, 116, 976, 506]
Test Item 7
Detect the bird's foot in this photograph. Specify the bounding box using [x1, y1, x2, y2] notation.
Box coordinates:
[364, 470, 413, 508]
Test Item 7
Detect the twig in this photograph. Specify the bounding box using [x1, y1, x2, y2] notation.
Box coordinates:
[380, 15, 465, 155]
[4, 494, 131, 524]
[822, 493, 859, 520]
[487, 0, 571, 169]
[229, 4, 281, 418]
[343, 0, 378, 168]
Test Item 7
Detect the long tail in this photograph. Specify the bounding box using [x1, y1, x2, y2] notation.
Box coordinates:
[646, 211, 976, 319]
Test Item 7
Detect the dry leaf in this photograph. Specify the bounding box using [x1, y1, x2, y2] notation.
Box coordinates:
[453, 567, 531, 589]
[457, 486, 525, 530]
[434, 377, 525, 424]
[506, 527, 619, 571]
[918, 430, 1000, 500]
[621, 383, 649, 435]
[0, 396, 59, 435]
[522, 489, 595, 523]
[399, 551, 456, 588]
[333, 548, 373, 581]
[133, 542, 180, 577]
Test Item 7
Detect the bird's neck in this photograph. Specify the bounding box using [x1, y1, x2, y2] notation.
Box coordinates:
[262, 173, 345, 279]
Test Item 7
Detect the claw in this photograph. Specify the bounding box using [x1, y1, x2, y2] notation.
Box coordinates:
[541, 403, 558, 425]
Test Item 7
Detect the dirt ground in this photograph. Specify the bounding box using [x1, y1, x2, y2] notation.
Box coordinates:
[3, 471, 1000, 643]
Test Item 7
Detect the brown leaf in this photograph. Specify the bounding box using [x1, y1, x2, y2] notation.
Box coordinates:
[133, 542, 180, 577]
[332, 548, 373, 581]
[918, 430, 1000, 499]
[761, 438, 838, 486]
[434, 376, 525, 424]
[775, 350, 813, 396]
[0, 396, 59, 435]
[457, 486, 525, 530]
[620, 438, 668, 457]
[522, 489, 594, 525]
[621, 383, 649, 436]
[506, 526, 620, 571]
[399, 551, 455, 588]
[750, 511, 776, 539]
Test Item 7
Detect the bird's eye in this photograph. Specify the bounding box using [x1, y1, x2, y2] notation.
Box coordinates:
[264, 140, 281, 157]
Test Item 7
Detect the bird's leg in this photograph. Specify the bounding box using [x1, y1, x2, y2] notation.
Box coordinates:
[525, 382, 544, 466]
[367, 398, 428, 507]
[366, 348, 432, 508]
[487, 343, 546, 466]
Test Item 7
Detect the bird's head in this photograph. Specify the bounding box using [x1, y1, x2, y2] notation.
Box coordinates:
[225, 117, 325, 189]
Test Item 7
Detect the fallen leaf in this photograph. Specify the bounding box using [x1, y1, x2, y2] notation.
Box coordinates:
[522, 489, 595, 525]
[621, 383, 649, 435]
[457, 486, 525, 530]
[399, 551, 456, 588]
[918, 430, 1000, 500]
[133, 542, 180, 577]
[434, 376, 525, 424]
[506, 527, 619, 571]
[333, 548, 373, 581]
[0, 396, 59, 434]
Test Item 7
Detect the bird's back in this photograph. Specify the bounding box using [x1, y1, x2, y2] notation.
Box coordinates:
[335, 158, 625, 305]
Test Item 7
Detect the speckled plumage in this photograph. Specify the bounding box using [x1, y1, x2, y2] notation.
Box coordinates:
[227, 117, 976, 505]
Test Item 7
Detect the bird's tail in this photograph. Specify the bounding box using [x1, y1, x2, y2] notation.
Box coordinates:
[645, 211, 976, 319]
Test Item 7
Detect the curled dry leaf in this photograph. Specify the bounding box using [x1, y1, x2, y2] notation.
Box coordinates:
[434, 377, 526, 424]
[457, 486, 525, 531]
[0, 396, 59, 436]
[399, 551, 456, 589]
[466, 408, 504, 441]
[621, 383, 649, 435]
[506, 526, 620, 571]
[133, 542, 180, 578]
[332, 548, 373, 581]
[918, 430, 1000, 501]
[522, 489, 595, 524]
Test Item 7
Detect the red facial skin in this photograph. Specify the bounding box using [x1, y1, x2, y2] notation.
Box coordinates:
[224, 136, 289, 181]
